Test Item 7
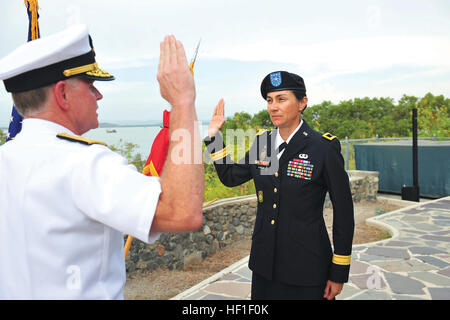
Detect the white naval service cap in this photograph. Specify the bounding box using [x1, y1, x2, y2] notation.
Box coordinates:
[0, 24, 114, 93]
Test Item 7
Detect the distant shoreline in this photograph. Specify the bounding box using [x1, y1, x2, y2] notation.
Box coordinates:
[1, 121, 211, 130]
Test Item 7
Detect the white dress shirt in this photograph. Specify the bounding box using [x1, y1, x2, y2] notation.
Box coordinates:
[274, 120, 303, 159]
[0, 119, 161, 299]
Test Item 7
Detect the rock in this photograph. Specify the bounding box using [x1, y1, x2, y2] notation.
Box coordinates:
[175, 262, 184, 270]
[205, 234, 214, 244]
[141, 251, 154, 261]
[203, 225, 211, 235]
[236, 225, 244, 235]
[146, 262, 158, 270]
[157, 245, 165, 256]
[184, 251, 203, 266]
[209, 240, 219, 255]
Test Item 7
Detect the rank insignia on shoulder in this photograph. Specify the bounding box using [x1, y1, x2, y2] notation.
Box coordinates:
[56, 133, 107, 146]
[322, 132, 337, 141]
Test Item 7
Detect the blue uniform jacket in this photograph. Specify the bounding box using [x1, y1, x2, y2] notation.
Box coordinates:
[204, 120, 354, 285]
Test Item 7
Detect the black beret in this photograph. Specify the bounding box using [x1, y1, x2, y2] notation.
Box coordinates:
[260, 71, 306, 99]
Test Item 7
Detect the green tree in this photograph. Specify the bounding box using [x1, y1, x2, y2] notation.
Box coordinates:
[110, 139, 146, 172]
[251, 109, 273, 129]
[0, 129, 5, 145]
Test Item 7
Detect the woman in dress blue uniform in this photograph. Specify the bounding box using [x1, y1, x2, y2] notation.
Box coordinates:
[204, 71, 355, 300]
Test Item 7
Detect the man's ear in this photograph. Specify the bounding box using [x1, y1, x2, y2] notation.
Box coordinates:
[53, 81, 70, 111]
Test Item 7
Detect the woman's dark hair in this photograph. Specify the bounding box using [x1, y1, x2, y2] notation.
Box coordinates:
[292, 90, 307, 114]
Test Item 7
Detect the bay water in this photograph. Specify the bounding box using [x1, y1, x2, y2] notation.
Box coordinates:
[83, 124, 210, 158]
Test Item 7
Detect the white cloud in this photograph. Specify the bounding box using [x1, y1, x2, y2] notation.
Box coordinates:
[0, 0, 449, 126]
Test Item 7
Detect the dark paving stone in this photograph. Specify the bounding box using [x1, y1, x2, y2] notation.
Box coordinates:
[411, 223, 443, 231]
[350, 273, 386, 290]
[428, 287, 450, 300]
[401, 229, 426, 235]
[408, 271, 450, 286]
[421, 235, 450, 242]
[432, 230, 450, 235]
[437, 267, 450, 278]
[434, 220, 450, 227]
[384, 241, 415, 247]
[221, 273, 241, 281]
[409, 246, 447, 255]
[366, 246, 411, 259]
[401, 209, 424, 215]
[349, 260, 371, 275]
[384, 272, 425, 295]
[432, 215, 450, 220]
[359, 253, 391, 262]
[415, 256, 450, 268]
[421, 202, 450, 210]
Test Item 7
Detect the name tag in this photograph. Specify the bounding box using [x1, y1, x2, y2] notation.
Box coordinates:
[255, 160, 270, 168]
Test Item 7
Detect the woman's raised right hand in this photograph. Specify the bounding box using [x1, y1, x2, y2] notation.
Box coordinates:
[208, 98, 225, 138]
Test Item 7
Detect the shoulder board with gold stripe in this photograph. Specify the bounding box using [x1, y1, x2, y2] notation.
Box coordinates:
[322, 132, 337, 141]
[56, 133, 107, 146]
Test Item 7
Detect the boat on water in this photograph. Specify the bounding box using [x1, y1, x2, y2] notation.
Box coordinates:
[106, 129, 117, 133]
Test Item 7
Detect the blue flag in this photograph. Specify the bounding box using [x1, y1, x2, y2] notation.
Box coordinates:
[6, 1, 40, 142]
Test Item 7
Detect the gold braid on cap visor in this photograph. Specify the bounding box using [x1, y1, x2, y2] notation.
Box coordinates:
[63, 62, 113, 78]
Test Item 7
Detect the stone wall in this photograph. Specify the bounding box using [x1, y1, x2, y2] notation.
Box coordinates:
[125, 170, 379, 274]
[125, 195, 257, 274]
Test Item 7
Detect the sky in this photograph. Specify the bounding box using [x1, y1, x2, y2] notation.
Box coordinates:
[0, 0, 449, 126]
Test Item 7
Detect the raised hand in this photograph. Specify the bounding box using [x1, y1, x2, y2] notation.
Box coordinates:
[157, 35, 196, 108]
[208, 98, 225, 138]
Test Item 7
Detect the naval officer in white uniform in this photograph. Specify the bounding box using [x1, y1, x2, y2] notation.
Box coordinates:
[0, 25, 204, 299]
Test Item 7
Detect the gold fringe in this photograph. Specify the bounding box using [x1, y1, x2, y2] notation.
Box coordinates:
[24, 0, 40, 40]
[142, 160, 160, 177]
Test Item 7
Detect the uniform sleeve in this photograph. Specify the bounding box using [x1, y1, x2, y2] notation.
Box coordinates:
[204, 132, 252, 187]
[70, 146, 162, 244]
[323, 139, 355, 283]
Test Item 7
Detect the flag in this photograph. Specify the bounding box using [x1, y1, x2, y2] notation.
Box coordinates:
[124, 40, 200, 258]
[6, 0, 41, 142]
[142, 110, 170, 177]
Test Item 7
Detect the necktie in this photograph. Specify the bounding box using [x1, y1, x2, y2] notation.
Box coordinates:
[278, 142, 287, 154]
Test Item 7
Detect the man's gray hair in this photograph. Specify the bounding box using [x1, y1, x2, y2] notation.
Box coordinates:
[11, 78, 81, 117]
[11, 85, 52, 117]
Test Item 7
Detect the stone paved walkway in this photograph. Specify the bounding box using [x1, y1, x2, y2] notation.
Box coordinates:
[171, 196, 450, 300]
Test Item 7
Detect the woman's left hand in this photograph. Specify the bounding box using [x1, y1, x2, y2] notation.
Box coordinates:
[323, 280, 343, 300]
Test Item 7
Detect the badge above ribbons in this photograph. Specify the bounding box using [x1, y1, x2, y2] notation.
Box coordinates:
[270, 72, 282, 87]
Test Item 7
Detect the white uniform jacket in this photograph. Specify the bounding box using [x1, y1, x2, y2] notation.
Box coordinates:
[0, 119, 161, 299]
